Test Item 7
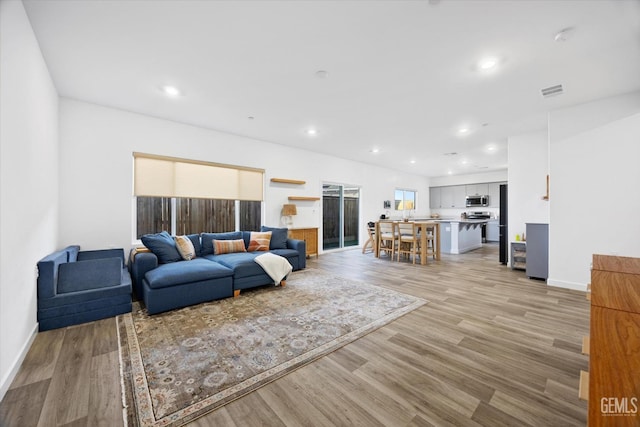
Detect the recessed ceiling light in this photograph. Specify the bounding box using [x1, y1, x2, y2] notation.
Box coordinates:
[370, 148, 380, 154]
[478, 57, 498, 70]
[447, 170, 453, 175]
[487, 145, 496, 151]
[315, 70, 329, 79]
[410, 160, 416, 164]
[306, 128, 318, 136]
[161, 85, 181, 97]
[458, 127, 470, 135]
[461, 159, 468, 165]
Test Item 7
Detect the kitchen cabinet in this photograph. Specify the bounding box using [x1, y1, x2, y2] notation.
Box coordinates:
[465, 183, 489, 196]
[488, 182, 502, 207]
[440, 186, 453, 208]
[429, 187, 441, 209]
[452, 185, 466, 207]
[486, 219, 499, 242]
[288, 227, 318, 258]
[526, 223, 548, 280]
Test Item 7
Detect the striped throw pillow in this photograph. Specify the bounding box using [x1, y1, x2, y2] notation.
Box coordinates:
[174, 235, 196, 260]
[213, 239, 246, 255]
[248, 231, 272, 252]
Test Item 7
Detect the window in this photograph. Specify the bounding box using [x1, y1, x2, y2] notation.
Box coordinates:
[134, 153, 264, 238]
[395, 189, 416, 211]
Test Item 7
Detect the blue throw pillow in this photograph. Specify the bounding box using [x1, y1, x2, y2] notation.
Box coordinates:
[261, 226, 288, 249]
[201, 231, 243, 255]
[141, 231, 182, 264]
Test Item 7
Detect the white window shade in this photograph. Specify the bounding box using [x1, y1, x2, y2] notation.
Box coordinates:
[134, 153, 264, 201]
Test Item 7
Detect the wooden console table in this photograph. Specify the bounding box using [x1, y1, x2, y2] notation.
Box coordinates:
[584, 254, 640, 426]
[288, 227, 318, 258]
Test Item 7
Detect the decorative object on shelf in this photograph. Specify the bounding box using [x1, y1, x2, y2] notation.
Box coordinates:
[287, 196, 320, 201]
[281, 203, 297, 228]
[270, 178, 306, 185]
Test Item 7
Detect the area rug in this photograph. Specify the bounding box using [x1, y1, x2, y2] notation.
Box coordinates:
[118, 268, 427, 427]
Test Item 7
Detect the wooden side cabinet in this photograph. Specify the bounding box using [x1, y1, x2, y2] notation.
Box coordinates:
[288, 227, 318, 258]
[586, 254, 640, 426]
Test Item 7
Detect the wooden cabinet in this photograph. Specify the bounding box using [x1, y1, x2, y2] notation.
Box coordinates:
[585, 255, 640, 426]
[288, 227, 318, 258]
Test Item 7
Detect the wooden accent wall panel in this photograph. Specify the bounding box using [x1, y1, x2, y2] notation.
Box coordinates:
[588, 254, 640, 426]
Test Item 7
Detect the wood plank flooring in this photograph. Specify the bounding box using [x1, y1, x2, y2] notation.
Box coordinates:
[0, 244, 590, 426]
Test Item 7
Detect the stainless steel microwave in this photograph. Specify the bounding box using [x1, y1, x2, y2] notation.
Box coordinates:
[466, 195, 489, 207]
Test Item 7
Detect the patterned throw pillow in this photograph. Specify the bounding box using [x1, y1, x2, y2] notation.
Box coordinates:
[213, 239, 247, 255]
[247, 231, 272, 252]
[174, 235, 196, 260]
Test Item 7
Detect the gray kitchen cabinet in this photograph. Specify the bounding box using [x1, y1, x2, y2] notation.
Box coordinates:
[440, 186, 453, 207]
[488, 182, 502, 207]
[466, 183, 489, 196]
[486, 219, 499, 242]
[452, 185, 467, 207]
[429, 187, 441, 208]
[526, 223, 548, 280]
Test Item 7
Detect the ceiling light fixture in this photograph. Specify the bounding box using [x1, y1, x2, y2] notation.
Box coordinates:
[306, 128, 318, 136]
[410, 160, 416, 164]
[161, 85, 181, 97]
[478, 57, 498, 70]
[315, 70, 329, 79]
[458, 127, 470, 135]
[554, 27, 575, 42]
[370, 148, 380, 154]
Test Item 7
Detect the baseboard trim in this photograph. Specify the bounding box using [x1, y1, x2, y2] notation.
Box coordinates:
[547, 278, 588, 292]
[0, 322, 38, 401]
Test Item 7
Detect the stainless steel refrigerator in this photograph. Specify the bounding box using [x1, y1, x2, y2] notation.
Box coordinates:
[499, 184, 508, 264]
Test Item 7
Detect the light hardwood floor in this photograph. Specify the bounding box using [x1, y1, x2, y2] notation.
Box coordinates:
[0, 244, 590, 426]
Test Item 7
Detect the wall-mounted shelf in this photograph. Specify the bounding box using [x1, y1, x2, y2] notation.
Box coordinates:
[271, 178, 306, 185]
[288, 196, 320, 201]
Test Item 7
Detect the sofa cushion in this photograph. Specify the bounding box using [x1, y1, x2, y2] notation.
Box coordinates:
[57, 258, 123, 293]
[201, 231, 243, 255]
[141, 231, 182, 264]
[175, 235, 196, 260]
[247, 231, 271, 252]
[204, 253, 266, 278]
[260, 226, 288, 250]
[144, 259, 233, 289]
[214, 239, 247, 255]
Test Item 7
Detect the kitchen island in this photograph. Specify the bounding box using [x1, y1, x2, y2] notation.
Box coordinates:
[437, 219, 487, 254]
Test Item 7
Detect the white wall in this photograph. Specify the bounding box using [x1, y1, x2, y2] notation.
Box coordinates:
[58, 99, 430, 253]
[548, 92, 640, 290]
[507, 130, 549, 243]
[0, 0, 59, 399]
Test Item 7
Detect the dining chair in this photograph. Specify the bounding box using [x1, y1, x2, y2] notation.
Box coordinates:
[397, 222, 420, 264]
[377, 221, 397, 260]
[362, 222, 377, 254]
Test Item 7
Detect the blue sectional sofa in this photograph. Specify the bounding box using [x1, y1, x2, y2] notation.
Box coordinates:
[37, 246, 132, 331]
[129, 227, 306, 315]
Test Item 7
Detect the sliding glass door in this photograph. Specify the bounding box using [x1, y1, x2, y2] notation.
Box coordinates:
[322, 184, 360, 250]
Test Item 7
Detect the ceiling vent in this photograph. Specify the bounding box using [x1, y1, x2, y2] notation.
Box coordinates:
[541, 84, 564, 98]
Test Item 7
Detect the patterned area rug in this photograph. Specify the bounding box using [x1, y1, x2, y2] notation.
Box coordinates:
[118, 268, 427, 427]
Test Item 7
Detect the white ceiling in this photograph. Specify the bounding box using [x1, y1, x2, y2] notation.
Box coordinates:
[23, 0, 640, 178]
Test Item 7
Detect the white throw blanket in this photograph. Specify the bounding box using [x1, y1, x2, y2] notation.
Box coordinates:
[254, 252, 293, 285]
